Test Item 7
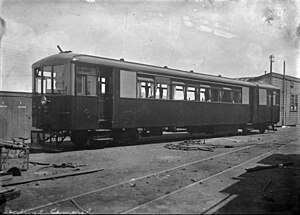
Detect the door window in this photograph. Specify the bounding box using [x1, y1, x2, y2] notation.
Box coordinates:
[76, 65, 97, 96]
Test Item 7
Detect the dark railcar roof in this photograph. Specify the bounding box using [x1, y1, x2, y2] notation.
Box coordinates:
[32, 52, 279, 90]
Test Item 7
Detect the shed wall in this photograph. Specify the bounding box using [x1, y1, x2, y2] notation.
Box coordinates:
[0, 91, 32, 141]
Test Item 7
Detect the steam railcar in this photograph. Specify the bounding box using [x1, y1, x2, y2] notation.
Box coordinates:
[32, 52, 280, 147]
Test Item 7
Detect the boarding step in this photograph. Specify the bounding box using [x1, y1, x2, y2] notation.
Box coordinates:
[98, 119, 112, 128]
[93, 137, 114, 142]
[95, 129, 112, 132]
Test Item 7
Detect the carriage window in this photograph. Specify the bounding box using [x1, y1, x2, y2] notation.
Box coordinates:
[233, 88, 242, 103]
[222, 87, 233, 103]
[187, 87, 196, 100]
[172, 84, 185, 100]
[76, 65, 97, 96]
[273, 91, 280, 106]
[200, 86, 211, 102]
[267, 90, 272, 106]
[137, 77, 155, 99]
[211, 88, 220, 102]
[156, 83, 169, 99]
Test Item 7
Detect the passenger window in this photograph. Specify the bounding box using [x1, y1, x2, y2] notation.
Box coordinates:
[156, 83, 168, 99]
[200, 87, 211, 102]
[211, 88, 220, 102]
[172, 85, 185, 100]
[187, 87, 196, 100]
[222, 88, 233, 103]
[273, 91, 280, 106]
[233, 88, 242, 103]
[137, 80, 155, 99]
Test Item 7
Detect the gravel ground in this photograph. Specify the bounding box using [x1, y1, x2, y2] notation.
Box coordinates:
[2, 126, 299, 214]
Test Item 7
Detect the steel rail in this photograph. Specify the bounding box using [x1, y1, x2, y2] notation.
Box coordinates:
[123, 139, 292, 214]
[23, 132, 294, 213]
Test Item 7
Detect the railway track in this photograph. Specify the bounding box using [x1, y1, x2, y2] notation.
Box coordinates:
[21, 130, 298, 214]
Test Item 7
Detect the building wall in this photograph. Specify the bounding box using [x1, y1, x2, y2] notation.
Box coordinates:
[253, 73, 300, 126]
[0, 91, 32, 141]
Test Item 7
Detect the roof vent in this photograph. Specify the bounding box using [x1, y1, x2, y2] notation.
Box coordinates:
[190, 70, 194, 73]
[120, 58, 125, 61]
[164, 66, 168, 68]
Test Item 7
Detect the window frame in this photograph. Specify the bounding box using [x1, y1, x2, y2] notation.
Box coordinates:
[75, 64, 97, 97]
[291, 94, 298, 112]
[137, 76, 155, 99]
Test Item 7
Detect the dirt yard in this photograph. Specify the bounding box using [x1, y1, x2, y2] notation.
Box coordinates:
[2, 126, 300, 214]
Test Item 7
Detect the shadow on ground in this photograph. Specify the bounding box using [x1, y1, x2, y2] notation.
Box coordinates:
[30, 130, 265, 154]
[210, 153, 300, 214]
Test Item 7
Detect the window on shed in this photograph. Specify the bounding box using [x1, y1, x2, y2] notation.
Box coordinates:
[233, 88, 242, 103]
[172, 84, 185, 100]
[156, 83, 169, 99]
[137, 77, 155, 99]
[291, 94, 298, 111]
[200, 86, 211, 102]
[187, 87, 196, 100]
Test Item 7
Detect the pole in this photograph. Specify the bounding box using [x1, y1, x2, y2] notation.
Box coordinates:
[269, 55, 274, 74]
[282, 61, 286, 126]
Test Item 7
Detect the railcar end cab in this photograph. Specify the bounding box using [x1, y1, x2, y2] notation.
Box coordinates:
[32, 53, 113, 146]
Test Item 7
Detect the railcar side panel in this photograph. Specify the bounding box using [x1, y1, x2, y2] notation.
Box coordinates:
[116, 98, 250, 128]
[73, 96, 98, 130]
[256, 106, 272, 123]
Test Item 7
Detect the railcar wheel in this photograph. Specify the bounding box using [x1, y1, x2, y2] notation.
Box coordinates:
[259, 127, 266, 134]
[112, 128, 139, 144]
[70, 130, 89, 147]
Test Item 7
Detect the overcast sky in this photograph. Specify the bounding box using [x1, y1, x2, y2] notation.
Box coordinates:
[0, 0, 299, 92]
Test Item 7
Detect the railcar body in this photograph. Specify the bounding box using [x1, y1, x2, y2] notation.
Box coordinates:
[32, 52, 280, 146]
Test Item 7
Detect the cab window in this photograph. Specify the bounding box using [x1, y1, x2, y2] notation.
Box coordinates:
[33, 65, 66, 94]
